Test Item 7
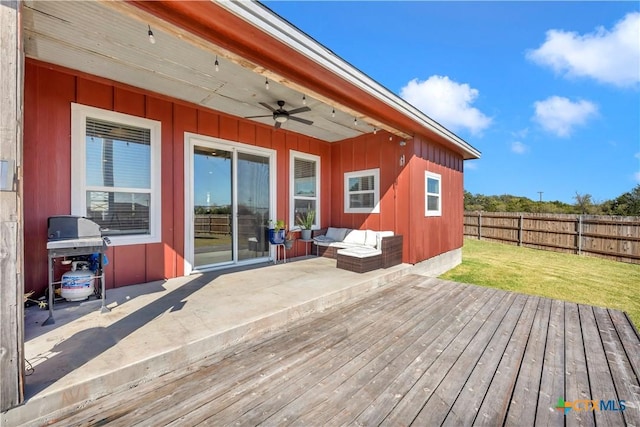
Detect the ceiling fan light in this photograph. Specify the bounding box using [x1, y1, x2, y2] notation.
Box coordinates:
[274, 114, 288, 123]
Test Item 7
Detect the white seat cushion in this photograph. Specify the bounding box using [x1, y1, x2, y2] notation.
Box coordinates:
[337, 246, 382, 258]
[343, 229, 367, 246]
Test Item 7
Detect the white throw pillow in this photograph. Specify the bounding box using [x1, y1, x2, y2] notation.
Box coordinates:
[343, 229, 367, 246]
[364, 230, 378, 247]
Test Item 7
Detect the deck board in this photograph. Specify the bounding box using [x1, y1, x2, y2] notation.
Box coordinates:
[535, 299, 565, 427]
[580, 304, 626, 427]
[564, 302, 595, 427]
[380, 289, 515, 426]
[43, 277, 640, 427]
[350, 286, 497, 427]
[426, 294, 531, 426]
[504, 297, 552, 425]
[593, 306, 640, 426]
[230, 281, 473, 427]
[466, 295, 539, 426]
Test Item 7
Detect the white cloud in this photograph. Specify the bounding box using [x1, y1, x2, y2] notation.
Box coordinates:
[635, 152, 640, 159]
[533, 96, 598, 137]
[400, 75, 492, 135]
[527, 12, 640, 88]
[634, 171, 640, 182]
[511, 141, 528, 154]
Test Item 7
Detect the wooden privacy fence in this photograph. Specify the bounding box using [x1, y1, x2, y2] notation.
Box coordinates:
[464, 212, 640, 264]
[194, 214, 231, 235]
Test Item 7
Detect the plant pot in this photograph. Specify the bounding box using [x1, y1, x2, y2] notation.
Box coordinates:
[284, 239, 294, 250]
[268, 229, 285, 244]
[300, 229, 312, 240]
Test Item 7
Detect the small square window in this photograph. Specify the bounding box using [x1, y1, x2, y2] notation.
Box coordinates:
[345, 169, 380, 213]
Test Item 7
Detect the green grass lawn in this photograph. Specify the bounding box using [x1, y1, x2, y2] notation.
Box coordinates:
[440, 238, 640, 329]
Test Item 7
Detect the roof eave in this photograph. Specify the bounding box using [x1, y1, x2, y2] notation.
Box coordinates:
[129, 0, 481, 159]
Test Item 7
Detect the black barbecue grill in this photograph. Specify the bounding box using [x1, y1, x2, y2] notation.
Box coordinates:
[44, 215, 111, 325]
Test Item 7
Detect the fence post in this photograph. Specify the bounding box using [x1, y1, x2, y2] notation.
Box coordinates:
[577, 215, 582, 255]
[478, 212, 482, 240]
[518, 214, 523, 246]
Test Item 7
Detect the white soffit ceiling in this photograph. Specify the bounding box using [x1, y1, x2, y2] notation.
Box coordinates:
[22, 0, 386, 142]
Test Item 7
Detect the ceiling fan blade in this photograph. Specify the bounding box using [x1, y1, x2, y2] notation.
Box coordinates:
[287, 106, 311, 115]
[289, 116, 314, 126]
[244, 114, 272, 119]
[259, 102, 277, 112]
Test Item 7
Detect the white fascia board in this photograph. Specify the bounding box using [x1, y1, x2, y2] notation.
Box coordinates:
[216, 0, 481, 159]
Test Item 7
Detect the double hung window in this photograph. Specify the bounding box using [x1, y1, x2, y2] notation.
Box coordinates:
[425, 171, 442, 216]
[290, 151, 320, 229]
[344, 168, 380, 214]
[71, 104, 161, 245]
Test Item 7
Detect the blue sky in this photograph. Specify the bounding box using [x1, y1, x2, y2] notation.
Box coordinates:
[264, 1, 640, 204]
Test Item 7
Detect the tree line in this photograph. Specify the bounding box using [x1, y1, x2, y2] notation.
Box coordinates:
[464, 184, 640, 216]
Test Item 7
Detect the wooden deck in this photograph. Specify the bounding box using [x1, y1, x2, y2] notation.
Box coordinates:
[44, 275, 639, 426]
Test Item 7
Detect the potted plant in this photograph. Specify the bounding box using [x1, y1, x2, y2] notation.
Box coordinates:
[284, 229, 295, 250]
[268, 219, 286, 244]
[296, 208, 315, 240]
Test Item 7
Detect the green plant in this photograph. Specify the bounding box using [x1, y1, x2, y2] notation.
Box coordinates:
[270, 219, 285, 233]
[296, 209, 315, 230]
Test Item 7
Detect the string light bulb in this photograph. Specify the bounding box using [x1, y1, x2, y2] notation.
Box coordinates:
[302, 94, 306, 105]
[373, 127, 378, 135]
[147, 25, 156, 44]
[354, 117, 358, 126]
[265, 78, 270, 90]
[331, 108, 335, 118]
[214, 56, 219, 72]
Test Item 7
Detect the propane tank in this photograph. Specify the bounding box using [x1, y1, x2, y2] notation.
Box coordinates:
[61, 261, 95, 301]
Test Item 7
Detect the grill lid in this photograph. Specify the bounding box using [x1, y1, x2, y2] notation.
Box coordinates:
[47, 215, 102, 241]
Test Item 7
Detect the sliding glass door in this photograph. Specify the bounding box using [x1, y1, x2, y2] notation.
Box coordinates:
[236, 152, 270, 262]
[188, 136, 274, 272]
[193, 147, 233, 267]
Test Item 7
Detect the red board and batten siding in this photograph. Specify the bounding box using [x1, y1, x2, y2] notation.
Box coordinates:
[23, 59, 331, 296]
[406, 136, 465, 264]
[328, 133, 465, 265]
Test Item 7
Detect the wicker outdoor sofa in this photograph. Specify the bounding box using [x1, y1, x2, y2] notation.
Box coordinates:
[312, 227, 403, 273]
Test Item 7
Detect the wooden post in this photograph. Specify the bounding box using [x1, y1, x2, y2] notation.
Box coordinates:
[478, 211, 482, 240]
[577, 215, 583, 255]
[0, 0, 24, 411]
[518, 214, 523, 246]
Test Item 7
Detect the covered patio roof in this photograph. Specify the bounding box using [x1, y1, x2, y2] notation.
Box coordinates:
[22, 0, 480, 159]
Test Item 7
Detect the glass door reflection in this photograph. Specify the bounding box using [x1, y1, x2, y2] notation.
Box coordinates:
[237, 152, 270, 261]
[193, 147, 233, 267]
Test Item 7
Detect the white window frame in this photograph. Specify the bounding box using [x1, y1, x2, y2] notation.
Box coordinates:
[425, 171, 442, 217]
[344, 168, 380, 214]
[71, 103, 162, 245]
[289, 150, 321, 230]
